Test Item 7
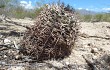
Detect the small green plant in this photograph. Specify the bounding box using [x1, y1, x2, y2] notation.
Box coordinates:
[94, 14, 103, 22]
[83, 15, 92, 22]
[80, 13, 110, 22]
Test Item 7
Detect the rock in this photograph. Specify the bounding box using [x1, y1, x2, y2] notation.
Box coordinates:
[87, 43, 93, 47]
[92, 55, 97, 60]
[4, 55, 7, 58]
[3, 38, 12, 45]
[65, 61, 70, 65]
[15, 55, 22, 60]
[91, 48, 98, 53]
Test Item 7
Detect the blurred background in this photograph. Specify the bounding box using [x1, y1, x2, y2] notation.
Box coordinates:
[0, 0, 110, 22]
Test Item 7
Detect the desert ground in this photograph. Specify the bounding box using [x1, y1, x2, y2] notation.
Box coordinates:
[0, 18, 110, 70]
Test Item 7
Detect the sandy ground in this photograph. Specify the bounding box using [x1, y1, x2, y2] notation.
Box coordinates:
[0, 18, 110, 70]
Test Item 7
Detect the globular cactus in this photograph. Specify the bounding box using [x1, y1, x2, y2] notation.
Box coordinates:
[20, 4, 79, 61]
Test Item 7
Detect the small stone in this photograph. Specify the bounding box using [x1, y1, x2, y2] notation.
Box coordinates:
[93, 55, 97, 59]
[87, 43, 93, 46]
[65, 61, 69, 65]
[4, 38, 12, 45]
[4, 55, 7, 58]
[15, 55, 22, 60]
[91, 48, 98, 53]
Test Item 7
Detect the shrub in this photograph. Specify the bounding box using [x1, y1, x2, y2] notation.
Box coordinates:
[80, 13, 110, 22]
[83, 15, 93, 22]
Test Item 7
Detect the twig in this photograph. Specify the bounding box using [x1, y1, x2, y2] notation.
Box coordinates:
[82, 55, 96, 70]
[0, 44, 8, 47]
[13, 41, 19, 50]
[0, 47, 7, 51]
[5, 20, 30, 29]
[2, 15, 30, 29]
[0, 44, 19, 50]
[0, 62, 29, 67]
[80, 34, 110, 40]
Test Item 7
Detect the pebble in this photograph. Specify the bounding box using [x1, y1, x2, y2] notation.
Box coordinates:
[92, 55, 97, 59]
[65, 61, 70, 65]
[4, 38, 12, 45]
[4, 55, 7, 58]
[91, 48, 98, 53]
[15, 55, 22, 60]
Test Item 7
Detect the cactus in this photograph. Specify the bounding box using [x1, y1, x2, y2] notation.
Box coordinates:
[20, 4, 79, 61]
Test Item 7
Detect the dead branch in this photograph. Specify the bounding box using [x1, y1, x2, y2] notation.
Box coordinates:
[80, 34, 110, 40]
[0, 14, 30, 29]
[5, 19, 30, 29]
[82, 55, 97, 70]
[0, 44, 8, 47]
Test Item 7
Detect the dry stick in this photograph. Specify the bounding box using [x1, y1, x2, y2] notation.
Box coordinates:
[0, 47, 7, 51]
[4, 18, 30, 29]
[82, 55, 97, 70]
[0, 44, 18, 50]
[0, 41, 19, 50]
[80, 34, 110, 40]
[0, 44, 8, 47]
[13, 41, 19, 50]
[0, 61, 30, 67]
[0, 44, 15, 51]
